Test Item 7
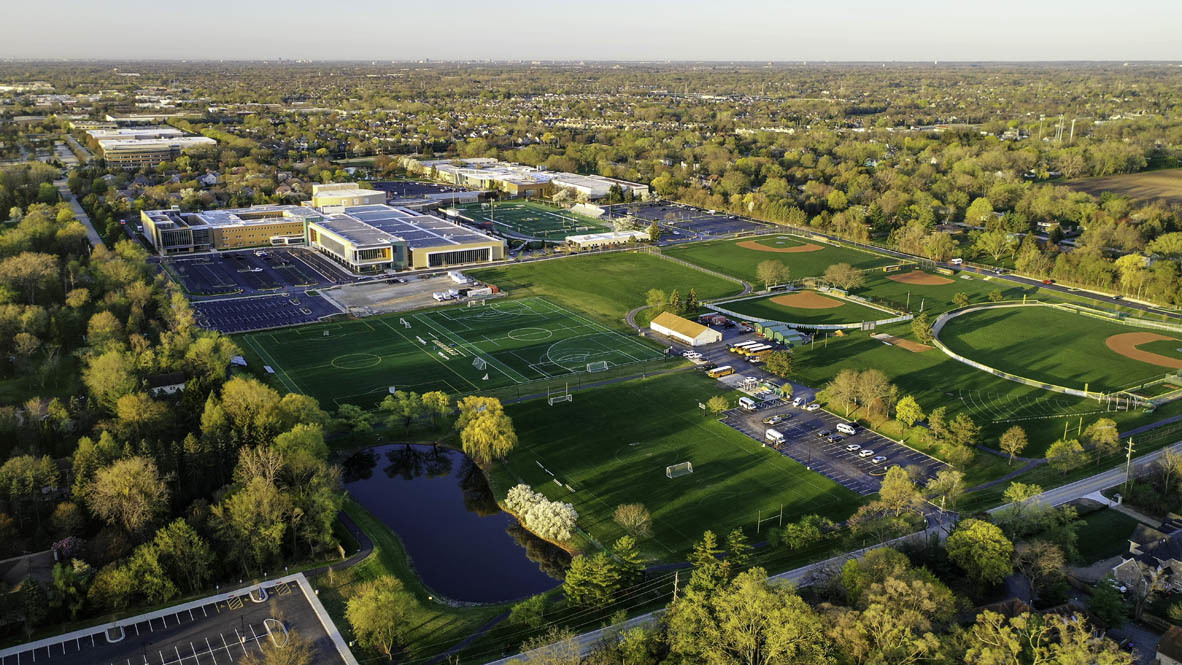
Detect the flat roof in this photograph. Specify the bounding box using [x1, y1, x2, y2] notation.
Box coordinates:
[341, 205, 500, 248]
[144, 205, 321, 230]
[316, 216, 398, 247]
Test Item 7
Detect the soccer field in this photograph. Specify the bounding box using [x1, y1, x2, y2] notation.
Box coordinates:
[493, 372, 862, 558]
[456, 201, 610, 240]
[239, 297, 665, 408]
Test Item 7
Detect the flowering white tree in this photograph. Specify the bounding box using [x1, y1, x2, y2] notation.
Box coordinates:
[504, 484, 578, 543]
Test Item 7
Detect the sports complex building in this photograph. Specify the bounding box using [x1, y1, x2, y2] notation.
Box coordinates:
[141, 184, 504, 272]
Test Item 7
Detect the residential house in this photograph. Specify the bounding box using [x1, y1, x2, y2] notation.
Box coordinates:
[1111, 514, 1182, 592]
[146, 371, 187, 397]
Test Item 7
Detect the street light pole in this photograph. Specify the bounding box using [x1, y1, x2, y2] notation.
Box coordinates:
[1124, 437, 1135, 492]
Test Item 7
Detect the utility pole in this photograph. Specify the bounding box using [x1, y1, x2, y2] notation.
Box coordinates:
[672, 570, 679, 603]
[1124, 437, 1136, 492]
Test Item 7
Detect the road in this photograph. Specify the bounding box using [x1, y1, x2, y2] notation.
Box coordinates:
[55, 179, 105, 249]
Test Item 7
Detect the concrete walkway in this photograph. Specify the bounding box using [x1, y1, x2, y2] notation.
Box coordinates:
[54, 179, 105, 249]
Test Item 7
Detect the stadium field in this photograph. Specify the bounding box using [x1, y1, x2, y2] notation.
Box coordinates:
[239, 297, 664, 408]
[456, 200, 611, 240]
[937, 304, 1182, 393]
[469, 251, 743, 327]
[492, 372, 862, 558]
[719, 290, 894, 326]
[664, 234, 896, 283]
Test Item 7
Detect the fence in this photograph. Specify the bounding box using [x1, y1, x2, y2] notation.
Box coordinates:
[646, 249, 749, 289]
[1053, 302, 1182, 334]
[930, 301, 1156, 406]
[705, 286, 912, 331]
[461, 356, 682, 404]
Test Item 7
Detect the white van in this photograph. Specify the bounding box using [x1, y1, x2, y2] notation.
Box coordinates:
[738, 396, 757, 412]
[836, 423, 857, 436]
[792, 396, 805, 408]
[765, 428, 785, 445]
[949, 258, 964, 266]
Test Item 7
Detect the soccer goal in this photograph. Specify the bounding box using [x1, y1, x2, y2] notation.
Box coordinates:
[666, 462, 694, 479]
[586, 360, 610, 373]
[472, 356, 488, 371]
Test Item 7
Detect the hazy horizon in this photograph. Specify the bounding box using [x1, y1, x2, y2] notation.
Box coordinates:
[3, 0, 1179, 62]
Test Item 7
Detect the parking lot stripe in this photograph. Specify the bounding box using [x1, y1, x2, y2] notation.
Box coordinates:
[174, 646, 182, 665]
[232, 630, 246, 656]
[205, 639, 216, 665]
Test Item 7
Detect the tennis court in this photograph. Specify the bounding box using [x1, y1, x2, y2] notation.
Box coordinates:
[240, 297, 665, 407]
[455, 201, 611, 240]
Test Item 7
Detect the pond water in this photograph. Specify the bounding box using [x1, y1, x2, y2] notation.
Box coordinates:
[342, 444, 568, 603]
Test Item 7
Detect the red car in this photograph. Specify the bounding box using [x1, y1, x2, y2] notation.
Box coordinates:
[1041, 279, 1054, 285]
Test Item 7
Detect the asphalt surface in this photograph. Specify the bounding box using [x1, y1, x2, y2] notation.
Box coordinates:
[0, 580, 345, 665]
[55, 179, 105, 249]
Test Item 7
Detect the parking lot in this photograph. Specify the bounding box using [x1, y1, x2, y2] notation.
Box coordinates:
[0, 578, 347, 665]
[604, 202, 769, 238]
[725, 402, 946, 495]
[166, 249, 351, 297]
[193, 293, 343, 334]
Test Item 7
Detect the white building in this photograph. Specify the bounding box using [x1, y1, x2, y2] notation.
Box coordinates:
[650, 312, 723, 347]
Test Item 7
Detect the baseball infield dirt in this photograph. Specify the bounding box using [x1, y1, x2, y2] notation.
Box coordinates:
[737, 240, 824, 253]
[769, 291, 843, 309]
[871, 333, 932, 353]
[886, 270, 955, 286]
[1105, 332, 1182, 369]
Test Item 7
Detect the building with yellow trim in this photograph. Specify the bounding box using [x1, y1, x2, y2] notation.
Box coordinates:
[308, 183, 387, 208]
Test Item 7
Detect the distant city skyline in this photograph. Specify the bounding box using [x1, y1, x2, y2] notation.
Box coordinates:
[2, 0, 1180, 62]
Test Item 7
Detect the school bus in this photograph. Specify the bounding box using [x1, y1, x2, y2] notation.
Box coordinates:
[706, 366, 735, 379]
[728, 340, 760, 354]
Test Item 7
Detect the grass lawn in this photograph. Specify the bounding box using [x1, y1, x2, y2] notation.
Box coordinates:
[1076, 509, 1142, 563]
[456, 200, 611, 240]
[469, 251, 743, 328]
[720, 290, 895, 326]
[489, 372, 863, 561]
[664, 234, 896, 283]
[237, 296, 665, 409]
[938, 305, 1180, 393]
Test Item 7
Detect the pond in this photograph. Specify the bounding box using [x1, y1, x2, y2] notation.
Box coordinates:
[342, 444, 568, 603]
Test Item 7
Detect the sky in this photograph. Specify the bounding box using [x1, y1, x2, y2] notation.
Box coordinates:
[2, 0, 1180, 62]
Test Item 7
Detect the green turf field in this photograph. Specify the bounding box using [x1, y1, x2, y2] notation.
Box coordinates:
[491, 372, 862, 558]
[938, 305, 1181, 393]
[719, 290, 894, 326]
[469, 251, 742, 327]
[664, 234, 896, 283]
[238, 297, 664, 408]
[456, 200, 610, 240]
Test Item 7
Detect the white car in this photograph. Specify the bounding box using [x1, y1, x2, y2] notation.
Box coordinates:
[871, 455, 887, 464]
[805, 403, 821, 411]
[859, 449, 875, 458]
[845, 443, 861, 452]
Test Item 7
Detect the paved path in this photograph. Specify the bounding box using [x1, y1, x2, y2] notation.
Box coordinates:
[54, 179, 105, 249]
[306, 511, 374, 577]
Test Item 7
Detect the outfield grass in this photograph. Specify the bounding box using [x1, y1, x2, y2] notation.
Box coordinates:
[664, 234, 896, 283]
[238, 297, 664, 408]
[489, 372, 863, 560]
[469, 251, 743, 328]
[457, 200, 610, 240]
[938, 305, 1180, 393]
[720, 291, 895, 326]
[854, 271, 1033, 314]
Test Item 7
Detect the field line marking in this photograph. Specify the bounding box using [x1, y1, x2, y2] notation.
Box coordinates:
[376, 317, 481, 391]
[243, 335, 304, 395]
[539, 298, 663, 359]
[414, 312, 531, 384]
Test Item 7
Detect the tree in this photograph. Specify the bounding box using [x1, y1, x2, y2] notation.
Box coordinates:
[947, 413, 980, 448]
[823, 262, 865, 290]
[988, 288, 1004, 302]
[668, 289, 683, 314]
[420, 391, 451, 425]
[1012, 540, 1064, 602]
[645, 288, 667, 315]
[212, 476, 290, 574]
[999, 425, 1028, 465]
[647, 220, 661, 242]
[726, 528, 752, 572]
[152, 518, 214, 594]
[953, 292, 970, 307]
[238, 632, 315, 665]
[763, 349, 793, 377]
[666, 568, 831, 665]
[563, 552, 621, 608]
[613, 503, 652, 538]
[923, 469, 965, 513]
[1045, 438, 1086, 474]
[1089, 577, 1129, 628]
[895, 394, 924, 427]
[911, 312, 933, 343]
[975, 229, 1015, 262]
[827, 368, 861, 416]
[687, 530, 730, 592]
[459, 405, 517, 466]
[334, 403, 373, 434]
[965, 197, 994, 225]
[755, 259, 789, 290]
[380, 391, 425, 432]
[85, 457, 168, 534]
[19, 577, 49, 635]
[879, 466, 923, 517]
[612, 535, 645, 586]
[946, 519, 1013, 586]
[82, 350, 138, 411]
[706, 395, 729, 414]
[1084, 418, 1120, 457]
[509, 594, 546, 629]
[346, 577, 413, 658]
